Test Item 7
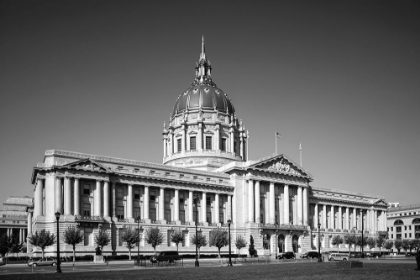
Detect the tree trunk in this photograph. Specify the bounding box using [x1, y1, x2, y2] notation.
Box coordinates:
[218, 247, 221, 258]
[42, 248, 45, 259]
[73, 245, 76, 262]
[176, 244, 178, 252]
[129, 248, 131, 260]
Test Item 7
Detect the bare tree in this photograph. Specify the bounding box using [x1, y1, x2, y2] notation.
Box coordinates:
[28, 230, 55, 259]
[144, 227, 164, 254]
[62, 226, 84, 262]
[120, 227, 140, 260]
[235, 235, 247, 256]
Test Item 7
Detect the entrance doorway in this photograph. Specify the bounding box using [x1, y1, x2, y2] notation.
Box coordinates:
[292, 235, 299, 253]
[278, 235, 285, 253]
[263, 234, 270, 250]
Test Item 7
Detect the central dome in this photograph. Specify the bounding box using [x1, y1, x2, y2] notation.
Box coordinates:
[172, 84, 235, 118]
[163, 37, 248, 171]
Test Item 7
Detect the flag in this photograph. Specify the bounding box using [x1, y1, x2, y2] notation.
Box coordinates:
[276, 132, 281, 138]
[299, 143, 302, 150]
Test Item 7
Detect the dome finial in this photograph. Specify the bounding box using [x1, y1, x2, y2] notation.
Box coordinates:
[202, 36, 205, 55]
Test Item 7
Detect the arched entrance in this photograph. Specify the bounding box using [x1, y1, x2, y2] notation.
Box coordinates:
[263, 233, 270, 250]
[292, 235, 299, 253]
[278, 234, 285, 253]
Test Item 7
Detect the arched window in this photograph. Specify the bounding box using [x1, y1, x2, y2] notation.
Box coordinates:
[393, 219, 404, 225]
[413, 218, 420, 224]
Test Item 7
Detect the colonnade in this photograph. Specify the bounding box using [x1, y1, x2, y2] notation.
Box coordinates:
[311, 203, 387, 232]
[34, 177, 232, 224]
[247, 179, 309, 226]
[1, 227, 27, 243]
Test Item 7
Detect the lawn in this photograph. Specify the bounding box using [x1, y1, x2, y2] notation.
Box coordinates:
[3, 262, 420, 280]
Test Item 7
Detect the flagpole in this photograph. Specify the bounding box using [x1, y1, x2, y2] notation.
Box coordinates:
[299, 143, 303, 167]
[275, 132, 277, 155]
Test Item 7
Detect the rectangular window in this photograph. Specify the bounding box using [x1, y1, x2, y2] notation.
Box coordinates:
[134, 192, 140, 200]
[396, 234, 402, 239]
[190, 136, 197, 151]
[117, 206, 124, 219]
[150, 191, 156, 202]
[221, 138, 226, 151]
[117, 188, 123, 199]
[150, 209, 156, 221]
[396, 226, 401, 233]
[83, 188, 90, 195]
[177, 138, 182, 153]
[190, 137, 196, 150]
[219, 213, 224, 223]
[165, 209, 171, 222]
[180, 210, 185, 222]
[206, 136, 212, 150]
[206, 196, 211, 205]
[409, 226, 411, 230]
[405, 233, 407, 238]
[134, 207, 140, 219]
[84, 228, 92, 246]
[207, 212, 212, 223]
[409, 233, 412, 238]
[83, 204, 91, 216]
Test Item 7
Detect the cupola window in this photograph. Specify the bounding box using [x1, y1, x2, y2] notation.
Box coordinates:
[206, 136, 212, 150]
[190, 137, 196, 151]
[177, 139, 182, 153]
[221, 138, 226, 152]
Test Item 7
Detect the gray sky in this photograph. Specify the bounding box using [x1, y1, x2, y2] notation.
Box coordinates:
[0, 0, 419, 205]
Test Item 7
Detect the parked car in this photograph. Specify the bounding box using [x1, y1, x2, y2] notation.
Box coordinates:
[0, 257, 5, 266]
[277, 251, 296, 259]
[328, 253, 348, 261]
[150, 251, 180, 264]
[300, 251, 321, 259]
[27, 257, 57, 267]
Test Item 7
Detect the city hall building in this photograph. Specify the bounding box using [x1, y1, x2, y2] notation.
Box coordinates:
[29, 39, 388, 257]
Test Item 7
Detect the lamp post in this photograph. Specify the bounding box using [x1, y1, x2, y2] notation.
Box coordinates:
[352, 226, 357, 257]
[227, 219, 232, 266]
[55, 211, 62, 273]
[193, 195, 199, 267]
[317, 223, 322, 262]
[136, 215, 141, 266]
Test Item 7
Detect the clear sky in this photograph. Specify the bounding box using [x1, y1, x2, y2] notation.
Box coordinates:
[0, 1, 419, 205]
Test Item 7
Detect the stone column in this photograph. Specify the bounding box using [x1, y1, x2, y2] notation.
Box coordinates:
[112, 181, 117, 218]
[322, 204, 327, 228]
[55, 177, 63, 214]
[159, 187, 165, 221]
[94, 180, 102, 216]
[248, 180, 254, 222]
[330, 205, 334, 229]
[278, 192, 283, 225]
[202, 192, 207, 223]
[27, 211, 32, 235]
[198, 122, 203, 152]
[297, 186, 303, 225]
[127, 184, 133, 219]
[163, 134, 167, 157]
[215, 193, 219, 223]
[215, 124, 220, 152]
[103, 181, 110, 218]
[314, 203, 319, 228]
[338, 206, 342, 230]
[182, 124, 186, 153]
[174, 189, 179, 222]
[188, 190, 193, 222]
[345, 207, 350, 230]
[144, 186, 149, 220]
[269, 182, 275, 224]
[74, 178, 80, 216]
[230, 128, 235, 154]
[353, 208, 357, 228]
[64, 177, 71, 215]
[303, 187, 308, 226]
[35, 178, 44, 217]
[255, 180, 260, 223]
[284, 185, 289, 224]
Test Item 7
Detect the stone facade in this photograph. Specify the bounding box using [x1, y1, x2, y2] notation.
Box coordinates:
[387, 204, 420, 251]
[28, 38, 388, 257]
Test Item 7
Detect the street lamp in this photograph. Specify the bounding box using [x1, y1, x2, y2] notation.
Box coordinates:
[317, 223, 322, 262]
[352, 226, 357, 257]
[55, 211, 62, 273]
[227, 219, 232, 266]
[193, 195, 199, 267]
[361, 213, 364, 258]
[136, 215, 141, 266]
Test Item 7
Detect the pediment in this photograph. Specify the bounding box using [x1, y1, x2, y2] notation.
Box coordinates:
[63, 158, 110, 172]
[373, 198, 388, 207]
[249, 154, 311, 178]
